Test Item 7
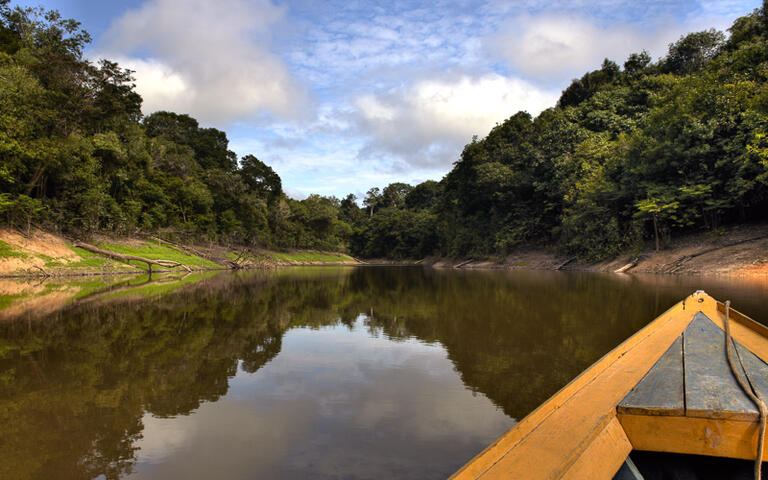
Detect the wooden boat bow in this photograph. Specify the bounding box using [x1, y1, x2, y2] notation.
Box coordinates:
[449, 291, 768, 479]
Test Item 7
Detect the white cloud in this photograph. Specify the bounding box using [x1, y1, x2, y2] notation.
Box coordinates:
[351, 73, 559, 169]
[110, 57, 188, 112]
[490, 5, 758, 84]
[286, 6, 493, 95]
[491, 15, 655, 81]
[97, 0, 308, 125]
[283, 187, 308, 200]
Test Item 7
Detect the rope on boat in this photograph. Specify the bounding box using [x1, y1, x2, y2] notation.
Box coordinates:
[724, 300, 767, 480]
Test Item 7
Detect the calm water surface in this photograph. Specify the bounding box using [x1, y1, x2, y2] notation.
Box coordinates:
[1, 267, 768, 479]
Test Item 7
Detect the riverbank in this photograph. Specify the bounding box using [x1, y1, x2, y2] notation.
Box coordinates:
[3, 224, 767, 279]
[427, 223, 768, 278]
[0, 228, 358, 277]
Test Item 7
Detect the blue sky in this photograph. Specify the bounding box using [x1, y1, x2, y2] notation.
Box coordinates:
[14, 0, 761, 199]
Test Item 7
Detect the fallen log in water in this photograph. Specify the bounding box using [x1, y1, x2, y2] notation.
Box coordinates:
[71, 241, 192, 273]
[614, 257, 639, 273]
[454, 259, 474, 269]
[556, 256, 576, 270]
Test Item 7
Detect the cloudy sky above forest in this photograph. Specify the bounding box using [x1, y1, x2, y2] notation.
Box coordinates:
[17, 0, 762, 199]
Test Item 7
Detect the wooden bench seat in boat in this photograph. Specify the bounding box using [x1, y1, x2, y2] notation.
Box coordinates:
[617, 311, 768, 460]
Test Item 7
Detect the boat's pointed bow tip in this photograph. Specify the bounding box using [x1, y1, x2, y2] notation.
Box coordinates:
[691, 290, 713, 304]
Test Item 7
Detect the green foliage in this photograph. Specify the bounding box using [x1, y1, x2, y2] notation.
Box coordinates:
[557, 59, 622, 108]
[663, 29, 726, 75]
[239, 154, 282, 200]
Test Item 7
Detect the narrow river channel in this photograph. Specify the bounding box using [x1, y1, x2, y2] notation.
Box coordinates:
[1, 267, 767, 479]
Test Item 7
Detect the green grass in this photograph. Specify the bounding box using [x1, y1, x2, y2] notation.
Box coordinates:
[267, 251, 355, 263]
[70, 242, 222, 269]
[39, 253, 76, 268]
[0, 241, 27, 259]
[65, 248, 114, 268]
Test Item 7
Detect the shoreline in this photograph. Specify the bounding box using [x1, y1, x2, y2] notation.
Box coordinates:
[2, 223, 767, 280]
[400, 223, 768, 279]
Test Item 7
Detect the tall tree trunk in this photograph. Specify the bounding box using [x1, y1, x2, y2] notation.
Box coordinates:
[24, 165, 46, 196]
[653, 214, 660, 252]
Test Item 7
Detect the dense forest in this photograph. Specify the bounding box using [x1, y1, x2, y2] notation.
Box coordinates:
[2, 1, 768, 260]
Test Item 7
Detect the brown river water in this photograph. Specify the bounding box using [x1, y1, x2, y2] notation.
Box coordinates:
[1, 266, 767, 480]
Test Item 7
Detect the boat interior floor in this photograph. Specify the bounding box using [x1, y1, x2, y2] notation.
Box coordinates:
[617, 450, 766, 480]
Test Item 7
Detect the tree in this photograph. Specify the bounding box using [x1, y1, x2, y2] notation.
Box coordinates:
[363, 187, 381, 218]
[4, 1, 768, 260]
[87, 59, 143, 130]
[557, 59, 621, 108]
[623, 50, 651, 75]
[405, 181, 441, 210]
[380, 182, 413, 208]
[239, 154, 282, 200]
[339, 194, 365, 224]
[635, 196, 680, 252]
[663, 29, 725, 75]
[144, 112, 237, 172]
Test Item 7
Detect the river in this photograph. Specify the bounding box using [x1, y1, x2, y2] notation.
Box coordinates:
[1, 267, 767, 479]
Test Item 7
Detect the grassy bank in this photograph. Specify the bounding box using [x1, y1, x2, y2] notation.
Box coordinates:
[0, 229, 359, 278]
[262, 251, 357, 264]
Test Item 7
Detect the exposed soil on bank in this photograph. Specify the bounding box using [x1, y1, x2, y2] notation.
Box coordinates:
[427, 223, 768, 279]
[0, 229, 359, 278]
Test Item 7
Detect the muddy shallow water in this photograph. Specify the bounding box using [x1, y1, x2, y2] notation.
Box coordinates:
[1, 267, 766, 479]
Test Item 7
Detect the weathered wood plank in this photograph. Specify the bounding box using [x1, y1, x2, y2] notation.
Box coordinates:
[710, 303, 768, 367]
[561, 415, 632, 480]
[618, 335, 684, 416]
[683, 313, 757, 421]
[618, 413, 768, 460]
[735, 341, 768, 403]
[717, 301, 768, 341]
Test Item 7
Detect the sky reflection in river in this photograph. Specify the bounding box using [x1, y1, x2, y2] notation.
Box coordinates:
[129, 319, 511, 479]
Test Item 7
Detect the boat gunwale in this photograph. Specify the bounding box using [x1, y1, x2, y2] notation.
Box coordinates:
[449, 290, 701, 479]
